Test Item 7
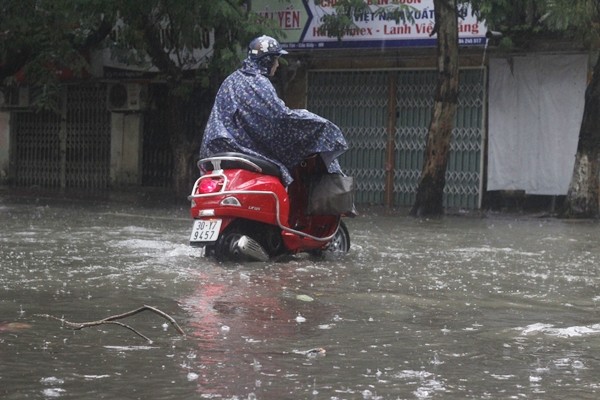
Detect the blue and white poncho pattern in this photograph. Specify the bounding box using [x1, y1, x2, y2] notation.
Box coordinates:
[199, 57, 348, 186]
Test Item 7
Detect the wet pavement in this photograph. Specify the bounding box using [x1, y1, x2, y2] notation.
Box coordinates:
[1, 193, 600, 399]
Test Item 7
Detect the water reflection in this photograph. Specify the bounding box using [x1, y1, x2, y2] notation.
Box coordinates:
[178, 262, 342, 397]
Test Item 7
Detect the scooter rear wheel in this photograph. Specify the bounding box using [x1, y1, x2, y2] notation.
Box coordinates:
[214, 228, 245, 262]
[213, 221, 283, 262]
[311, 220, 350, 258]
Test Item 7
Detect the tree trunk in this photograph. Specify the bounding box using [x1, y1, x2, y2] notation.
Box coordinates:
[561, 52, 600, 218]
[172, 141, 197, 199]
[167, 89, 201, 199]
[409, 0, 459, 217]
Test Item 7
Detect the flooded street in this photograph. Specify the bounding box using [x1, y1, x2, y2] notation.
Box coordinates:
[2, 194, 600, 399]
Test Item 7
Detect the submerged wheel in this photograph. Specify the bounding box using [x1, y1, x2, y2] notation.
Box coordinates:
[213, 226, 245, 262]
[313, 220, 350, 258]
[213, 221, 283, 262]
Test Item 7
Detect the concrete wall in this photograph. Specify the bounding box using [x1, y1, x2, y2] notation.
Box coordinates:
[110, 112, 143, 186]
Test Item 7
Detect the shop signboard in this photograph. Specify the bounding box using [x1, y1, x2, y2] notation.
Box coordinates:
[252, 0, 487, 49]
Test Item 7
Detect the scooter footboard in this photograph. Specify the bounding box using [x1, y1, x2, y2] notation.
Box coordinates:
[281, 215, 340, 252]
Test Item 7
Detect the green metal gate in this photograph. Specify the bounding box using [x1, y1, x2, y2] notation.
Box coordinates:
[308, 68, 485, 209]
[307, 71, 388, 205]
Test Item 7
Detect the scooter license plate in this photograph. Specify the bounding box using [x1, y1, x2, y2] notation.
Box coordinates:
[190, 219, 222, 243]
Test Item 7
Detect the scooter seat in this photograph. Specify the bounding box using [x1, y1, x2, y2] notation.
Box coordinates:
[204, 152, 282, 178]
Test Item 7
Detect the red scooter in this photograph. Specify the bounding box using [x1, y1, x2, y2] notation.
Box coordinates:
[188, 152, 351, 261]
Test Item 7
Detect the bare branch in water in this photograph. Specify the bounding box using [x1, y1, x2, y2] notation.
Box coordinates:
[35, 305, 185, 343]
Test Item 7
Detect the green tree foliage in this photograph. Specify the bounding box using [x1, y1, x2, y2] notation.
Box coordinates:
[0, 0, 115, 110]
[1, 0, 280, 103]
[542, 0, 600, 44]
[469, 0, 546, 32]
[469, 0, 600, 47]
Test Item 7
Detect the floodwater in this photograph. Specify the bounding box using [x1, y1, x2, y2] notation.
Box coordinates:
[1, 194, 600, 400]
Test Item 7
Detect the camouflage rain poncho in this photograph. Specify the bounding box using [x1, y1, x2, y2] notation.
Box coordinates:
[199, 57, 348, 186]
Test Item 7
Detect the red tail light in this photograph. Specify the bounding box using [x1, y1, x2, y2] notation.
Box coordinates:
[198, 178, 222, 194]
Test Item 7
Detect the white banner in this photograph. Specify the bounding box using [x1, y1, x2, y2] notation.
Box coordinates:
[487, 55, 587, 195]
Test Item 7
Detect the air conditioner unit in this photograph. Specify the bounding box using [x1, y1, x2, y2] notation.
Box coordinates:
[0, 87, 30, 109]
[107, 83, 148, 112]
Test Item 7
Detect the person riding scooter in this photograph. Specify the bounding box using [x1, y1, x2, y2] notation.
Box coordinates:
[198, 35, 348, 187]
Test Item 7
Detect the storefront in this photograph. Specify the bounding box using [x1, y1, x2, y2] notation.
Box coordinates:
[257, 0, 487, 209]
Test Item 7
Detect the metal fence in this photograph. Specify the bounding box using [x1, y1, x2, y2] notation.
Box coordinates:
[13, 84, 111, 190]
